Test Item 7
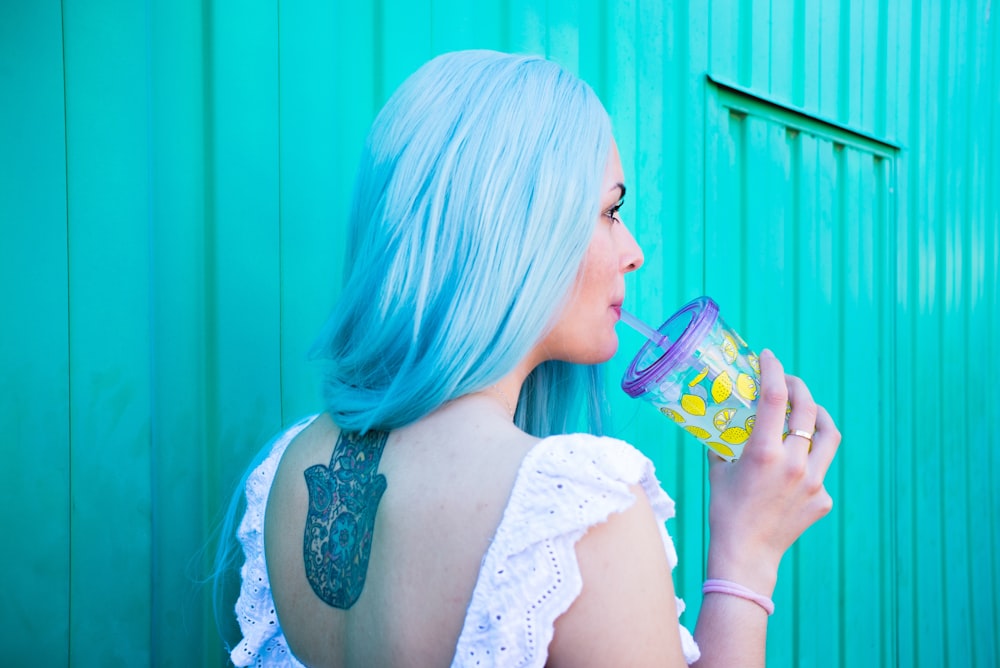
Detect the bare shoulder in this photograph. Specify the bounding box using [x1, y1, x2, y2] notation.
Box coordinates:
[266, 413, 340, 534]
[547, 483, 689, 668]
[274, 412, 341, 475]
[265, 414, 340, 547]
[264, 413, 349, 665]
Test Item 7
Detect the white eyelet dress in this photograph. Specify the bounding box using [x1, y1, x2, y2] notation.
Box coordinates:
[230, 417, 700, 667]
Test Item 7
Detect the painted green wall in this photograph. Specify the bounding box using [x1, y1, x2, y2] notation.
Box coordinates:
[2, 1, 997, 666]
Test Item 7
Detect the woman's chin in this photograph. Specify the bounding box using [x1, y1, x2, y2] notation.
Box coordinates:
[572, 336, 620, 366]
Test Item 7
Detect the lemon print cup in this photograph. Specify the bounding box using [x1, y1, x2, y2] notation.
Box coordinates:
[621, 296, 770, 462]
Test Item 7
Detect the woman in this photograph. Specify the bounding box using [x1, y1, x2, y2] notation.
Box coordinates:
[220, 50, 839, 667]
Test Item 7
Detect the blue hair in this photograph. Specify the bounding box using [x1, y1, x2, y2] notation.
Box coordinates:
[312, 50, 614, 436]
[211, 49, 615, 649]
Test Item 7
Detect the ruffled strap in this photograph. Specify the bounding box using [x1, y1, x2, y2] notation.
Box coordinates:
[452, 433, 700, 667]
[230, 416, 318, 668]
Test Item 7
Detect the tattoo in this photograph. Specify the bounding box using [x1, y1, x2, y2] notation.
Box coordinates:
[303, 429, 388, 609]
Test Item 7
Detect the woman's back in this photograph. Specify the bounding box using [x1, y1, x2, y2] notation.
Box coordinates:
[222, 49, 840, 668]
[264, 400, 537, 667]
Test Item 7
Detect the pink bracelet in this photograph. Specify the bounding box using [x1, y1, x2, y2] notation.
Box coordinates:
[702, 579, 775, 615]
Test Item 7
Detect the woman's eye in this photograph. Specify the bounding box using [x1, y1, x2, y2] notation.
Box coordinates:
[605, 202, 623, 223]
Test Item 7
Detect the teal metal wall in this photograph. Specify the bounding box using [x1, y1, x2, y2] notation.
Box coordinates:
[2, 1, 997, 666]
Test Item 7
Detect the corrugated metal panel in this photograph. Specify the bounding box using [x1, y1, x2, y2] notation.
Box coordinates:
[0, 2, 71, 666]
[61, 1, 155, 663]
[147, 0, 211, 661]
[699, 79, 900, 665]
[1, 1, 997, 665]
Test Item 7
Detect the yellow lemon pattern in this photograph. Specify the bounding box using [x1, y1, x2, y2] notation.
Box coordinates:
[736, 373, 758, 401]
[711, 373, 733, 402]
[721, 334, 738, 363]
[660, 407, 686, 423]
[685, 425, 712, 440]
[707, 441, 736, 458]
[744, 415, 756, 433]
[720, 426, 751, 445]
[680, 394, 707, 416]
[713, 407, 737, 431]
[688, 367, 709, 387]
[748, 353, 760, 374]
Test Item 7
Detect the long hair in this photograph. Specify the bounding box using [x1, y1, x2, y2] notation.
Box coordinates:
[212, 49, 615, 648]
[312, 50, 614, 436]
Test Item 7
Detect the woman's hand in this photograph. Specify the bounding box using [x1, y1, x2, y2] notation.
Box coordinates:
[704, 349, 840, 595]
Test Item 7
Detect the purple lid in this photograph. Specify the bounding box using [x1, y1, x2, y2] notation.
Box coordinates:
[621, 296, 719, 398]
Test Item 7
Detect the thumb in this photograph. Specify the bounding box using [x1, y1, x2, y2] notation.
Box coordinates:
[707, 449, 727, 481]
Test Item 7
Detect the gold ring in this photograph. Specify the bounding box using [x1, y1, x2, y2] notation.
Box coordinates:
[786, 428, 814, 443]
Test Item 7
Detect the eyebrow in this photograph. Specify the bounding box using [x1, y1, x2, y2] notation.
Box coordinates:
[612, 182, 626, 201]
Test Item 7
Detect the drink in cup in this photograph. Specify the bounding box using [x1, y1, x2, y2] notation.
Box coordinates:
[620, 296, 778, 461]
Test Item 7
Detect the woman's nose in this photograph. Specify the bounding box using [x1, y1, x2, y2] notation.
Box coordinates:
[620, 223, 644, 273]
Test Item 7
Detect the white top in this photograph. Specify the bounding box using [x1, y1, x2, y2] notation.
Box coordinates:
[231, 416, 700, 667]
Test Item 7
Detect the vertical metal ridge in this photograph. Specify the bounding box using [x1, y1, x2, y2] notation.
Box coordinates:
[738, 0, 752, 84]
[275, 1, 285, 427]
[499, 0, 511, 51]
[143, 0, 157, 659]
[788, 126, 803, 667]
[874, 155, 894, 668]
[933, 5, 952, 659]
[788, 129, 802, 366]
[960, 5, 984, 664]
[735, 112, 749, 309]
[985, 7, 1000, 661]
[58, 1, 73, 662]
[905, 4, 929, 660]
[989, 6, 1000, 655]
[837, 0, 851, 121]
[875, 0, 889, 136]
[372, 0, 384, 105]
[198, 1, 224, 660]
[792, 0, 806, 106]
[983, 9, 1000, 662]
[833, 143, 847, 668]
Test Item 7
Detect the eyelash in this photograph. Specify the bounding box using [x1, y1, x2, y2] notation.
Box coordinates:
[605, 201, 624, 224]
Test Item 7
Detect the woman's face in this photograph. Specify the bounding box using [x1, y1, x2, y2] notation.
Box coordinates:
[533, 139, 644, 366]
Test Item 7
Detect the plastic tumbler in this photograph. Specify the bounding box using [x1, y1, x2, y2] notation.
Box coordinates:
[621, 296, 771, 461]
